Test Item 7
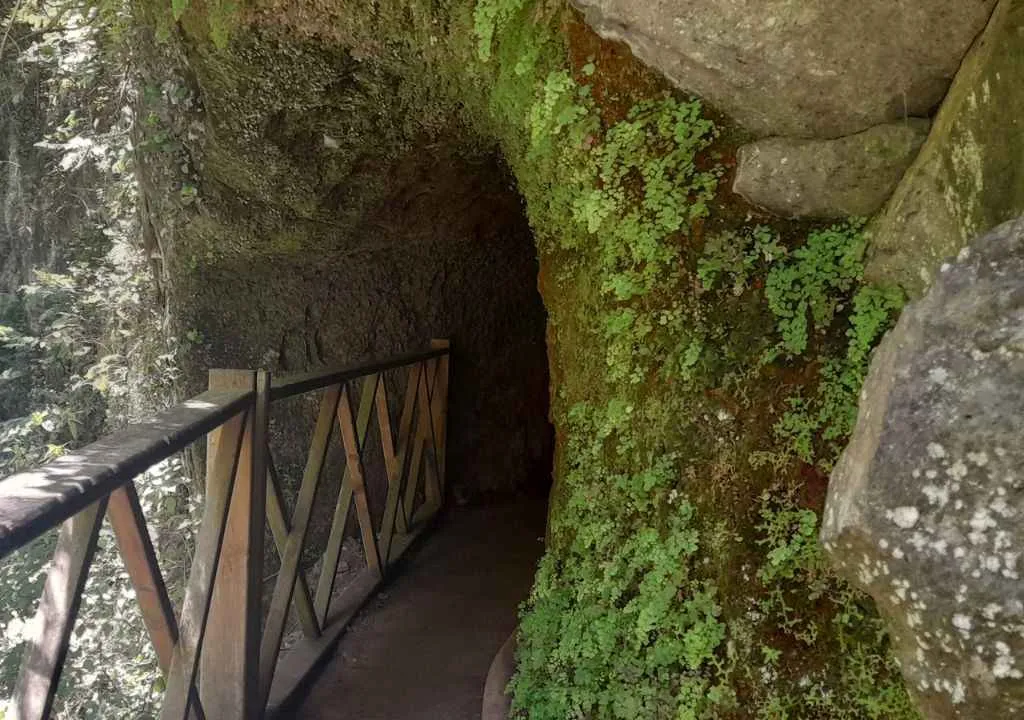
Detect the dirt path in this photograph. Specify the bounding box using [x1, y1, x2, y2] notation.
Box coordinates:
[290, 498, 546, 720]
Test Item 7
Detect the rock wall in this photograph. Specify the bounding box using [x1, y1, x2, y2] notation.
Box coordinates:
[866, 0, 1024, 297]
[174, 146, 553, 499]
[132, 22, 553, 500]
[131, 0, 1024, 717]
[824, 217, 1024, 717]
[571, 0, 994, 138]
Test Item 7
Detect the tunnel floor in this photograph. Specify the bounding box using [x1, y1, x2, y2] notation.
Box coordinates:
[287, 497, 547, 720]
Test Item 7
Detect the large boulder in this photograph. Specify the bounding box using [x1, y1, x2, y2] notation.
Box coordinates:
[866, 0, 1024, 297]
[572, 0, 995, 138]
[733, 120, 930, 219]
[822, 217, 1024, 718]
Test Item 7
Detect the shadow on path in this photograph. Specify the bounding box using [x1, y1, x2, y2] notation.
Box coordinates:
[291, 498, 547, 720]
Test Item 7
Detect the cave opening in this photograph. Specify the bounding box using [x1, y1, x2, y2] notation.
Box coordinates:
[186, 138, 555, 508]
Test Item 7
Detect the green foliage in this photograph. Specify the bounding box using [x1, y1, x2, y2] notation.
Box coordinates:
[576, 98, 718, 302]
[512, 402, 733, 720]
[697, 225, 784, 295]
[774, 284, 904, 468]
[0, 3, 191, 715]
[756, 492, 824, 585]
[459, 0, 916, 716]
[473, 0, 528, 61]
[764, 221, 867, 357]
[750, 491, 921, 720]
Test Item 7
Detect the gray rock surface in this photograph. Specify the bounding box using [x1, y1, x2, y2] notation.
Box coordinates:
[866, 0, 1024, 298]
[482, 632, 516, 720]
[733, 121, 930, 218]
[572, 0, 996, 138]
[822, 217, 1024, 718]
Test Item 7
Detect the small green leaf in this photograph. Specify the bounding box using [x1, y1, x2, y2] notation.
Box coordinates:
[171, 0, 189, 21]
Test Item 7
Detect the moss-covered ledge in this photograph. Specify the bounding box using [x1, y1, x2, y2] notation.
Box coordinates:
[135, 0, 921, 717]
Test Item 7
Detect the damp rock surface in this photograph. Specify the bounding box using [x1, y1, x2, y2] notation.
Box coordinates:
[732, 121, 930, 219]
[823, 216, 1024, 718]
[572, 0, 995, 138]
[866, 0, 1024, 297]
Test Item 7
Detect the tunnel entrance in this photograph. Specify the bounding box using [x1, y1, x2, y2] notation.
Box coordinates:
[186, 139, 554, 505]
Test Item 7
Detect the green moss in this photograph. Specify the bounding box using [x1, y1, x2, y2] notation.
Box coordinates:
[145, 0, 920, 716]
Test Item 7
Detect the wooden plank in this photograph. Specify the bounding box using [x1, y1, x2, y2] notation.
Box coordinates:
[336, 384, 382, 579]
[0, 390, 253, 560]
[417, 359, 442, 512]
[257, 384, 341, 709]
[159, 410, 246, 720]
[269, 348, 447, 401]
[12, 498, 107, 720]
[265, 450, 319, 639]
[107, 485, 207, 720]
[377, 365, 420, 565]
[312, 375, 379, 625]
[201, 371, 266, 720]
[108, 484, 177, 670]
[428, 339, 451, 495]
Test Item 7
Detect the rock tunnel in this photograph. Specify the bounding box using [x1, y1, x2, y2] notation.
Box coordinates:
[114, 0, 1024, 716]
[144, 32, 557, 504]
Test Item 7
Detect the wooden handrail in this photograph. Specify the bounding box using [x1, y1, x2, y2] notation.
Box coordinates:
[0, 341, 452, 720]
[269, 347, 448, 401]
[0, 389, 253, 560]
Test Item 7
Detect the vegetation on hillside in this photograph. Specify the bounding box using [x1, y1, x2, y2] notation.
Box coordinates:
[0, 1, 192, 716]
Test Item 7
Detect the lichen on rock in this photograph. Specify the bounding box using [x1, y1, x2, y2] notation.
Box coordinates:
[824, 216, 1024, 718]
[733, 120, 931, 219]
[866, 0, 1024, 297]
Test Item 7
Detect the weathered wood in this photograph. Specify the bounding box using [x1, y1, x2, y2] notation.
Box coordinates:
[404, 359, 443, 518]
[312, 375, 378, 624]
[108, 484, 176, 670]
[258, 384, 341, 708]
[378, 365, 420, 564]
[428, 339, 451, 495]
[420, 358, 442, 511]
[336, 383, 382, 578]
[107, 485, 207, 720]
[13, 498, 107, 720]
[265, 450, 319, 639]
[159, 409, 246, 720]
[0, 390, 253, 560]
[200, 371, 267, 720]
[270, 348, 447, 401]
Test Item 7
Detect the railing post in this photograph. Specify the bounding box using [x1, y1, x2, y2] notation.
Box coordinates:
[429, 339, 451, 497]
[200, 369, 269, 720]
[12, 499, 107, 720]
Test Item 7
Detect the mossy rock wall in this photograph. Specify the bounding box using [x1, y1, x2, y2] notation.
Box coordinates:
[135, 0, 940, 717]
[866, 0, 1024, 297]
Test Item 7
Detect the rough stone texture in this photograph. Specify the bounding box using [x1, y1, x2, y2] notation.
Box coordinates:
[822, 216, 1024, 718]
[482, 632, 516, 720]
[571, 0, 995, 138]
[133, 26, 556, 508]
[866, 0, 1024, 298]
[732, 120, 930, 219]
[178, 146, 554, 508]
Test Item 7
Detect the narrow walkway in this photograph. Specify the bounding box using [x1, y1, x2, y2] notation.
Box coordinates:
[291, 498, 547, 720]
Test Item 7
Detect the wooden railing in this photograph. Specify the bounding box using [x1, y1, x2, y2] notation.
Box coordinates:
[0, 340, 451, 719]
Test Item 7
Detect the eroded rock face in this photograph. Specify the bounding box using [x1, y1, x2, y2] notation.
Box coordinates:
[866, 0, 1024, 298]
[823, 217, 1024, 717]
[572, 0, 995, 138]
[733, 121, 930, 219]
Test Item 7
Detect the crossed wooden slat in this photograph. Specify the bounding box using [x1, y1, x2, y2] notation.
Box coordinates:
[10, 343, 451, 720]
